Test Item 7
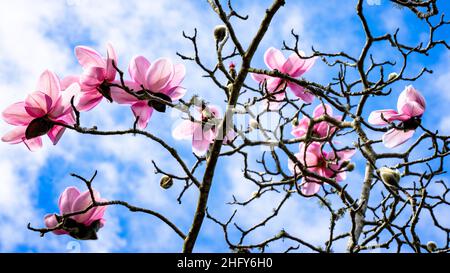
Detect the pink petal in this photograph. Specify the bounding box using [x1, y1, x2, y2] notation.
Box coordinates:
[300, 142, 323, 160]
[1, 126, 27, 144]
[61, 75, 80, 90]
[56, 112, 76, 126]
[145, 58, 174, 92]
[71, 190, 100, 224]
[168, 87, 187, 101]
[291, 57, 316, 78]
[105, 43, 118, 82]
[266, 77, 284, 93]
[84, 203, 107, 226]
[76, 91, 103, 111]
[110, 85, 140, 105]
[131, 101, 154, 129]
[75, 46, 105, 69]
[335, 171, 347, 182]
[172, 120, 196, 140]
[168, 63, 186, 88]
[128, 55, 150, 86]
[368, 109, 399, 125]
[266, 91, 286, 111]
[300, 181, 321, 196]
[264, 47, 286, 70]
[206, 105, 222, 119]
[287, 82, 314, 103]
[80, 66, 106, 90]
[335, 149, 356, 162]
[292, 144, 320, 171]
[224, 129, 236, 143]
[397, 85, 426, 113]
[2, 102, 34, 125]
[24, 91, 53, 117]
[192, 125, 214, 156]
[291, 117, 310, 138]
[50, 83, 80, 118]
[303, 151, 320, 168]
[382, 128, 415, 148]
[192, 139, 212, 156]
[251, 73, 270, 83]
[313, 104, 333, 118]
[44, 214, 68, 235]
[164, 64, 186, 99]
[23, 136, 43, 152]
[314, 121, 331, 138]
[58, 187, 81, 215]
[400, 101, 425, 118]
[36, 70, 61, 103]
[282, 52, 316, 77]
[47, 125, 66, 145]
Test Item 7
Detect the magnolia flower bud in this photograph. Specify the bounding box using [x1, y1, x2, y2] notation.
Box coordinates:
[388, 72, 398, 81]
[346, 163, 355, 172]
[379, 167, 401, 187]
[213, 25, 227, 42]
[291, 117, 299, 127]
[249, 119, 259, 130]
[427, 241, 437, 252]
[160, 175, 173, 189]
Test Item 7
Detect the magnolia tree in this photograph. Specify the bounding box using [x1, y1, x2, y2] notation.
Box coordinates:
[2, 0, 450, 253]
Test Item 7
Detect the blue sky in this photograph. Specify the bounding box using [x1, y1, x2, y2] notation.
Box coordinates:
[0, 0, 449, 253]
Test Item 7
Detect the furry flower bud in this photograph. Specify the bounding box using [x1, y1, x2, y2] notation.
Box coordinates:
[345, 162, 355, 172]
[379, 167, 401, 187]
[427, 241, 437, 252]
[160, 175, 173, 189]
[213, 25, 228, 42]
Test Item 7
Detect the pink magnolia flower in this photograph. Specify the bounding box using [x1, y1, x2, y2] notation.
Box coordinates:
[251, 47, 316, 109]
[288, 142, 355, 196]
[172, 105, 235, 156]
[110, 56, 186, 129]
[44, 186, 107, 240]
[1, 70, 78, 151]
[68, 43, 118, 111]
[291, 104, 341, 139]
[368, 85, 426, 148]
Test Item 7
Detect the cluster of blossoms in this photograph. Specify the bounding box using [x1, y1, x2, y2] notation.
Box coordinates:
[1, 43, 232, 238]
[251, 48, 356, 196]
[288, 104, 355, 195]
[1, 43, 427, 238]
[251, 48, 426, 196]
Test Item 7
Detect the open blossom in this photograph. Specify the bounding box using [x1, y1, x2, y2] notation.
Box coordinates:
[368, 85, 426, 148]
[172, 105, 235, 156]
[65, 43, 118, 111]
[110, 56, 186, 129]
[1, 71, 78, 151]
[251, 47, 316, 109]
[288, 142, 355, 196]
[291, 104, 341, 139]
[44, 186, 107, 240]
